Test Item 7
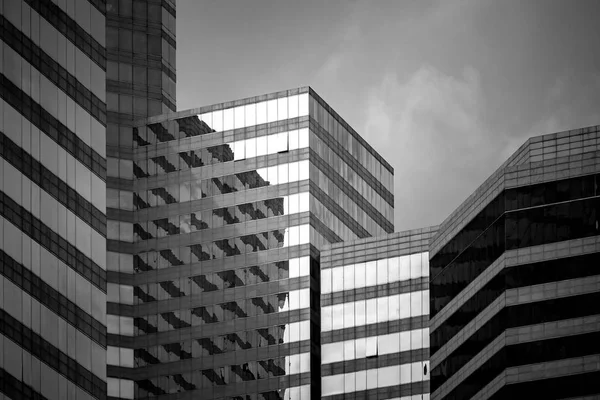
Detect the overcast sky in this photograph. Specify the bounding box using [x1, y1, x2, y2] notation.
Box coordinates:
[176, 0, 600, 231]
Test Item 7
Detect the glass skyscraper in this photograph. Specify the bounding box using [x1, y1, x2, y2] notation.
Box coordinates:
[320, 227, 436, 400]
[104, 87, 395, 399]
[104, 0, 176, 398]
[0, 0, 108, 399]
[3, 2, 600, 400]
[429, 126, 600, 399]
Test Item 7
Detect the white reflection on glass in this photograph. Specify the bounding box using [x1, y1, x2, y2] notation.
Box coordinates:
[322, 328, 428, 365]
[322, 342, 343, 364]
[289, 256, 310, 278]
[278, 163, 289, 185]
[299, 93, 309, 116]
[343, 302, 354, 328]
[283, 385, 310, 400]
[331, 304, 343, 330]
[267, 99, 278, 123]
[278, 97, 288, 121]
[245, 103, 256, 126]
[355, 370, 367, 392]
[365, 261, 377, 287]
[283, 288, 310, 311]
[321, 304, 332, 331]
[212, 109, 223, 132]
[256, 101, 267, 125]
[288, 95, 299, 119]
[289, 129, 299, 150]
[226, 129, 308, 161]
[321, 291, 429, 332]
[223, 107, 234, 131]
[343, 264, 354, 290]
[377, 259, 388, 285]
[256, 135, 267, 157]
[234, 106, 244, 129]
[282, 224, 310, 248]
[322, 253, 430, 294]
[322, 361, 429, 396]
[331, 267, 343, 292]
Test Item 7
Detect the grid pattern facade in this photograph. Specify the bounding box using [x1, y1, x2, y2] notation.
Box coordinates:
[320, 227, 437, 400]
[104, 88, 394, 399]
[0, 1, 107, 399]
[429, 126, 600, 400]
[104, 0, 176, 398]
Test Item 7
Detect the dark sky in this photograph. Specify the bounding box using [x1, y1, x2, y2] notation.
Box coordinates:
[176, 0, 600, 231]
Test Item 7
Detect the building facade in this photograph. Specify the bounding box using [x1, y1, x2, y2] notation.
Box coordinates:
[105, 87, 395, 399]
[104, 0, 177, 398]
[320, 228, 436, 400]
[0, 0, 108, 399]
[429, 126, 600, 399]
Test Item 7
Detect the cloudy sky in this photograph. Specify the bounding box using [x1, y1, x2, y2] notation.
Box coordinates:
[176, 0, 600, 231]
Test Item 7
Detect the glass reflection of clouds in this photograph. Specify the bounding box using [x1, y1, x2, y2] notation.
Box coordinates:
[321, 290, 429, 332]
[227, 128, 309, 162]
[255, 159, 310, 186]
[283, 384, 311, 400]
[321, 252, 430, 294]
[135, 128, 309, 178]
[198, 94, 309, 133]
[321, 328, 429, 364]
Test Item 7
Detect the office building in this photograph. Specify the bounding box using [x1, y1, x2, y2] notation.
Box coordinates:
[429, 126, 600, 399]
[104, 87, 395, 399]
[0, 1, 108, 399]
[104, 0, 176, 398]
[320, 227, 436, 400]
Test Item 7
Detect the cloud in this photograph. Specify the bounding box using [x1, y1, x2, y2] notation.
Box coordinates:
[363, 65, 525, 230]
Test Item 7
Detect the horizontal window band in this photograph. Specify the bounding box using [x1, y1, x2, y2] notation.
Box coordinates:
[0, 190, 106, 293]
[108, 309, 312, 348]
[309, 118, 394, 207]
[322, 347, 428, 377]
[431, 290, 600, 391]
[129, 371, 312, 399]
[309, 88, 394, 174]
[0, 131, 107, 237]
[322, 380, 428, 400]
[310, 149, 394, 233]
[431, 251, 600, 355]
[0, 309, 106, 399]
[310, 182, 370, 239]
[0, 15, 106, 125]
[0, 249, 106, 348]
[23, 0, 106, 70]
[0, 74, 106, 180]
[321, 315, 429, 345]
[110, 341, 311, 380]
[442, 330, 600, 399]
[431, 196, 600, 319]
[322, 277, 429, 307]
[113, 275, 309, 316]
[431, 173, 600, 285]
[0, 367, 49, 400]
[310, 213, 344, 244]
[487, 370, 600, 400]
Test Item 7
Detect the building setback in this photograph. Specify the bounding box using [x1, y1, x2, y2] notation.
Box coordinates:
[429, 126, 600, 399]
[104, 87, 395, 399]
[0, 0, 108, 399]
[320, 227, 436, 400]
